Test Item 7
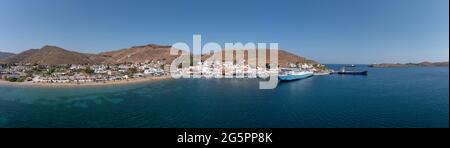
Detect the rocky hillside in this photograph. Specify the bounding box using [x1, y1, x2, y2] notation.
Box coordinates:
[0, 45, 103, 65]
[369, 61, 449, 68]
[202, 49, 319, 67]
[0, 51, 15, 60]
[0, 44, 321, 67]
[99, 44, 179, 64]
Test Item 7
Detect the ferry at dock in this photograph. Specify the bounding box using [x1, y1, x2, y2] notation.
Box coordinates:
[278, 68, 314, 81]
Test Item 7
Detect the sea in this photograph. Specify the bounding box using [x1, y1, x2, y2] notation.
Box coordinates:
[0, 65, 448, 128]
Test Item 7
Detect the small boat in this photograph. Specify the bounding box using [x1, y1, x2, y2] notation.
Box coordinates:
[337, 66, 368, 75]
[313, 71, 331, 76]
[337, 71, 368, 75]
[278, 68, 314, 81]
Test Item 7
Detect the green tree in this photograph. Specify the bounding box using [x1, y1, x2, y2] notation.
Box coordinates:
[17, 77, 27, 82]
[84, 66, 95, 74]
[47, 67, 56, 75]
[7, 77, 18, 82]
[128, 67, 138, 75]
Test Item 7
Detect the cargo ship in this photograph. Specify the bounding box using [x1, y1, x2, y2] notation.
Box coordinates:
[337, 65, 368, 75]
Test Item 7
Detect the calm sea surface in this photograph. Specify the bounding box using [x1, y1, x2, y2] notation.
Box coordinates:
[0, 65, 448, 128]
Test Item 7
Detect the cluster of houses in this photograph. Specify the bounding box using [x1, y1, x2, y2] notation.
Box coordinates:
[0, 61, 166, 83]
[0, 65, 31, 81]
[0, 59, 326, 83]
[173, 60, 324, 78]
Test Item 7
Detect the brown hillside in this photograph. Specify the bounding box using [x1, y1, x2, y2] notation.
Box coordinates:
[0, 51, 15, 60]
[1, 44, 321, 67]
[99, 44, 179, 64]
[202, 49, 319, 67]
[0, 46, 101, 65]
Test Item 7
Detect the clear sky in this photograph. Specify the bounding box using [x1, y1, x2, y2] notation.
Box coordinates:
[0, 0, 448, 64]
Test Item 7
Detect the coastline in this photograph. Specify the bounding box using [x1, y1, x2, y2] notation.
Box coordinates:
[0, 76, 173, 88]
[368, 61, 449, 68]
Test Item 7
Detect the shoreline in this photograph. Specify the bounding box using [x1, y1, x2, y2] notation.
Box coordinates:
[0, 76, 173, 88]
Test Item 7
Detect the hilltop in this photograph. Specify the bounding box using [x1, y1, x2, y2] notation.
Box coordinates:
[0, 46, 105, 65]
[202, 49, 319, 67]
[0, 51, 15, 60]
[0, 44, 320, 67]
[99, 44, 178, 64]
[369, 61, 449, 68]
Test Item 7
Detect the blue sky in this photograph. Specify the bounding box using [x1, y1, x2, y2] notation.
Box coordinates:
[0, 0, 448, 64]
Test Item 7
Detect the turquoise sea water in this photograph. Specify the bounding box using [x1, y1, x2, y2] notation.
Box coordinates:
[0, 65, 448, 128]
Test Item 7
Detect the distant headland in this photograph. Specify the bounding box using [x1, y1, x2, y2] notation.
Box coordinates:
[369, 61, 449, 68]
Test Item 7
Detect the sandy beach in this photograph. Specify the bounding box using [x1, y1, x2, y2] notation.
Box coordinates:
[0, 76, 173, 88]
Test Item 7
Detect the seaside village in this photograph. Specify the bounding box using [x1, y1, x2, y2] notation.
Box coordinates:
[0, 60, 326, 84]
[0, 60, 167, 84]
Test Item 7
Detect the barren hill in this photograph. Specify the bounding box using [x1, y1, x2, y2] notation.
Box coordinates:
[0, 45, 102, 65]
[0, 51, 15, 60]
[202, 49, 319, 67]
[1, 44, 321, 67]
[370, 61, 449, 68]
[99, 44, 179, 64]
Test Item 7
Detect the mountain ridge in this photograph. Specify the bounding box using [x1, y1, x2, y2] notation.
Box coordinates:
[0, 45, 103, 65]
[369, 61, 449, 68]
[0, 51, 15, 60]
[1, 44, 320, 67]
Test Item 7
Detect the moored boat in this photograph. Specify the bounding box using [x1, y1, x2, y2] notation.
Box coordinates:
[337, 71, 368, 75]
[337, 65, 368, 75]
[313, 71, 331, 76]
[278, 68, 314, 81]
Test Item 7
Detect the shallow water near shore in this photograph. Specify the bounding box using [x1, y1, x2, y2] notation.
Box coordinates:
[0, 65, 448, 128]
